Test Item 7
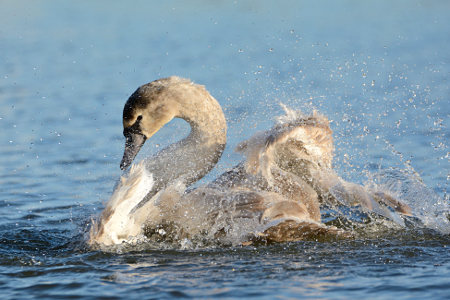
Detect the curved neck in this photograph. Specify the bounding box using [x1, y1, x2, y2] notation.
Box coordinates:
[139, 90, 227, 207]
[177, 89, 227, 146]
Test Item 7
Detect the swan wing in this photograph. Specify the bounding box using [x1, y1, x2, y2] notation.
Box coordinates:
[235, 107, 333, 180]
[235, 105, 411, 219]
[89, 162, 155, 246]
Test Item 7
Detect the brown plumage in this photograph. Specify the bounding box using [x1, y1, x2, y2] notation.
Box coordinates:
[89, 77, 411, 247]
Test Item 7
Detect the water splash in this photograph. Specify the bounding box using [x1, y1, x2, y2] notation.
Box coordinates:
[88, 155, 449, 253]
[366, 168, 449, 234]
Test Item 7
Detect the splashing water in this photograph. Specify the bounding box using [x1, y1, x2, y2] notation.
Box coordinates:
[89, 104, 448, 252]
[366, 168, 449, 234]
[1, 1, 449, 298]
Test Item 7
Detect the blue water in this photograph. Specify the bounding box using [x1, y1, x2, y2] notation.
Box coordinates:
[1, 0, 449, 298]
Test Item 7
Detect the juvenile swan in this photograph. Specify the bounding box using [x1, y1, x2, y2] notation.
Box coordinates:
[89, 76, 411, 246]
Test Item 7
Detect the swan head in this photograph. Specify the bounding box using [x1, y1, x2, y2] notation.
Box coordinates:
[119, 76, 227, 170]
[120, 81, 179, 170]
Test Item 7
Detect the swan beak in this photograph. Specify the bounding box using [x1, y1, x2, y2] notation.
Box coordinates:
[120, 132, 146, 170]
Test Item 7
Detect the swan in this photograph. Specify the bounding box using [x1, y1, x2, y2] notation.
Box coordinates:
[89, 76, 411, 247]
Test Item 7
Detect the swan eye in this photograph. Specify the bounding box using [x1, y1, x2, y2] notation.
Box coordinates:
[124, 115, 144, 136]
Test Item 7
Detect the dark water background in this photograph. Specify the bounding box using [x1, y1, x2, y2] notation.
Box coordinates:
[1, 1, 449, 299]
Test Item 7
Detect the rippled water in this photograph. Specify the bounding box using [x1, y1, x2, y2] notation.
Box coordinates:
[1, 0, 449, 298]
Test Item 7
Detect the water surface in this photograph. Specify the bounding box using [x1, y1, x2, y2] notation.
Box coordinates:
[0, 1, 449, 299]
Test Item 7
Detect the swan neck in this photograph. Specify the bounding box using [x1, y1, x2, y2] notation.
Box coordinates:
[178, 98, 227, 146]
[144, 89, 227, 196]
